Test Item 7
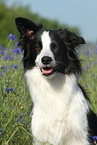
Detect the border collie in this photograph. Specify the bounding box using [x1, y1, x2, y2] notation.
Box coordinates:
[15, 17, 97, 145]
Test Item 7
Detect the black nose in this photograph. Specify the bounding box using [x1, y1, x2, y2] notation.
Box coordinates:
[41, 56, 52, 65]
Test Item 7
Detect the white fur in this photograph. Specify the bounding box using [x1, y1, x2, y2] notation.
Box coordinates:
[25, 67, 90, 145]
[25, 31, 90, 145]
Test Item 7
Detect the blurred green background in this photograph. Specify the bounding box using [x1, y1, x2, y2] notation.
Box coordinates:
[0, 0, 83, 46]
[0, 0, 97, 145]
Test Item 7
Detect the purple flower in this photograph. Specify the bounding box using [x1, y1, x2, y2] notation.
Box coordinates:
[4, 56, 11, 60]
[85, 50, 91, 56]
[15, 42, 19, 47]
[92, 136, 97, 140]
[91, 75, 94, 78]
[86, 65, 91, 69]
[91, 136, 97, 143]
[25, 88, 28, 92]
[0, 128, 5, 136]
[95, 50, 97, 54]
[1, 66, 7, 70]
[0, 51, 6, 55]
[4, 114, 6, 116]
[24, 123, 28, 126]
[15, 118, 19, 123]
[0, 45, 4, 50]
[0, 128, 3, 134]
[21, 58, 23, 61]
[14, 113, 28, 126]
[12, 48, 21, 55]
[9, 34, 17, 41]
[13, 65, 18, 68]
[20, 113, 23, 120]
[85, 84, 88, 87]
[5, 88, 16, 93]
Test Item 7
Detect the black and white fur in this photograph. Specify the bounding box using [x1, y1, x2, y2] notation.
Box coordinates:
[15, 17, 97, 145]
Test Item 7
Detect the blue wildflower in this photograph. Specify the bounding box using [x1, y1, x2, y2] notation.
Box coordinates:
[85, 50, 91, 56]
[0, 51, 6, 55]
[86, 65, 91, 69]
[12, 48, 21, 55]
[1, 66, 7, 70]
[21, 58, 23, 61]
[91, 75, 94, 78]
[4, 113, 6, 116]
[13, 65, 18, 68]
[15, 42, 19, 47]
[92, 136, 97, 140]
[20, 113, 23, 120]
[15, 118, 19, 124]
[9, 34, 17, 41]
[0, 45, 4, 50]
[24, 123, 28, 126]
[0, 128, 5, 136]
[0, 128, 3, 134]
[95, 50, 97, 54]
[85, 84, 88, 87]
[91, 136, 97, 143]
[4, 56, 11, 60]
[5, 88, 16, 93]
[15, 113, 28, 126]
[25, 88, 28, 92]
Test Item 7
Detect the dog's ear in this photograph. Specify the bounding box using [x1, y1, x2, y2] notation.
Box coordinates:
[59, 29, 85, 49]
[15, 17, 42, 40]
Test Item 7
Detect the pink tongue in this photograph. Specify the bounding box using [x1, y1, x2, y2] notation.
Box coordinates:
[42, 69, 52, 74]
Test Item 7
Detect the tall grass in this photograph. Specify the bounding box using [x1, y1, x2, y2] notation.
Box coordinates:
[0, 36, 97, 144]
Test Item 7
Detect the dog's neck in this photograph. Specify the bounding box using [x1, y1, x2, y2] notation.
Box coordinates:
[25, 67, 78, 105]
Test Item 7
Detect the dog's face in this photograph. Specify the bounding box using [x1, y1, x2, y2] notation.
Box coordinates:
[15, 17, 85, 79]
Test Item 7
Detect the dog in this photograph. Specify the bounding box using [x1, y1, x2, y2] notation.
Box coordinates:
[15, 17, 97, 145]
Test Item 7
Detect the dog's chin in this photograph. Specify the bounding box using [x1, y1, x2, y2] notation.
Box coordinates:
[43, 73, 55, 79]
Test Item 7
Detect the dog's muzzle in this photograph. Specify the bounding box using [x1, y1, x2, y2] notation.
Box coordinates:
[40, 56, 54, 76]
[41, 56, 52, 65]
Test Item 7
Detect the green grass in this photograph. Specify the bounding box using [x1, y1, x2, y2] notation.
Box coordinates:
[79, 44, 97, 112]
[0, 41, 33, 144]
[0, 38, 97, 145]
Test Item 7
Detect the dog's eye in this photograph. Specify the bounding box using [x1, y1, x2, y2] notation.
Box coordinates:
[51, 43, 59, 51]
[55, 47, 59, 50]
[36, 47, 41, 51]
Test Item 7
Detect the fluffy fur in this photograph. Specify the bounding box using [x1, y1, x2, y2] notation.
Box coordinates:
[15, 17, 97, 145]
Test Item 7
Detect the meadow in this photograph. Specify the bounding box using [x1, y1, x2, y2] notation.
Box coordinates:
[0, 35, 97, 145]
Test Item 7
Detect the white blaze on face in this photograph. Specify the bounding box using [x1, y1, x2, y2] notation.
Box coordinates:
[35, 31, 56, 68]
[41, 31, 51, 52]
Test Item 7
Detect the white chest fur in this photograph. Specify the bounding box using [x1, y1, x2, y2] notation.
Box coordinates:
[25, 67, 90, 145]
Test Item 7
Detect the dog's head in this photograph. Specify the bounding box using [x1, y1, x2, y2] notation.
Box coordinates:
[15, 17, 85, 79]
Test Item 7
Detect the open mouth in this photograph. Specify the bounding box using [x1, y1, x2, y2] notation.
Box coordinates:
[40, 67, 53, 76]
